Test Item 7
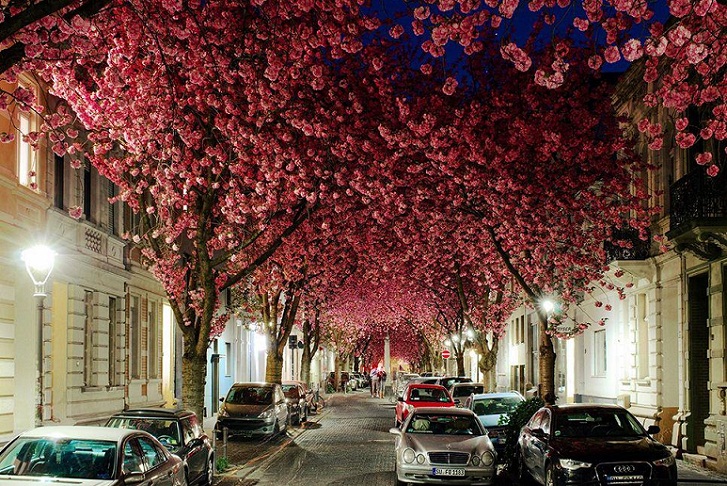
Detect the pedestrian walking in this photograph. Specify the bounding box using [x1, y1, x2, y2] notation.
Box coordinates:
[370, 368, 379, 398]
[378, 368, 387, 399]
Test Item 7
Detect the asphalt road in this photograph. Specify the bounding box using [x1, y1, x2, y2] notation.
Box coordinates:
[210, 390, 727, 486]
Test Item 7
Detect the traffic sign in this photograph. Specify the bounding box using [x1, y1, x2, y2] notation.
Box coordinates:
[442, 349, 451, 359]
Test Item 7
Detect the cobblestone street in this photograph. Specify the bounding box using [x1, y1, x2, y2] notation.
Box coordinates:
[210, 391, 727, 486]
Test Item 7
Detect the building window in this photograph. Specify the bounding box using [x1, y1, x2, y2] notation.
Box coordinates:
[148, 302, 159, 379]
[109, 297, 117, 386]
[17, 110, 37, 189]
[83, 160, 93, 222]
[108, 180, 117, 235]
[637, 293, 650, 379]
[84, 291, 94, 386]
[225, 342, 232, 377]
[594, 329, 607, 376]
[131, 295, 141, 380]
[54, 154, 65, 209]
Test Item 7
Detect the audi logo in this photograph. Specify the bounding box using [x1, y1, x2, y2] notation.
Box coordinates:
[613, 465, 636, 474]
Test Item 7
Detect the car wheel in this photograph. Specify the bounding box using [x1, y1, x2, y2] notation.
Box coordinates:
[544, 463, 557, 486]
[204, 457, 214, 486]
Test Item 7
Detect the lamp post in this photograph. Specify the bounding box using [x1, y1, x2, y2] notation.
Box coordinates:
[21, 245, 56, 427]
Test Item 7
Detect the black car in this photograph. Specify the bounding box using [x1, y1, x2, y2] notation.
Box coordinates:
[435, 376, 472, 390]
[518, 404, 677, 486]
[106, 408, 214, 486]
[282, 381, 308, 425]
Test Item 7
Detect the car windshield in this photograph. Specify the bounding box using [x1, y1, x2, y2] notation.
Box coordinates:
[0, 438, 117, 479]
[282, 385, 300, 399]
[227, 386, 274, 405]
[106, 417, 181, 449]
[408, 388, 451, 402]
[406, 414, 483, 436]
[453, 385, 484, 397]
[554, 410, 646, 438]
[472, 397, 523, 416]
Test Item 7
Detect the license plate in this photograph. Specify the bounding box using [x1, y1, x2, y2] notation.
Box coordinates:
[433, 467, 465, 477]
[605, 475, 644, 482]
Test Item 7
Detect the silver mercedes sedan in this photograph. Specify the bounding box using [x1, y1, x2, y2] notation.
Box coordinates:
[390, 407, 497, 485]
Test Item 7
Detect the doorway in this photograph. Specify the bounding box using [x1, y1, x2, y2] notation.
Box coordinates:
[687, 273, 710, 453]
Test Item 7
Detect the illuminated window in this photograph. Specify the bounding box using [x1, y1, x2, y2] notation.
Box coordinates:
[17, 111, 36, 188]
[594, 330, 607, 376]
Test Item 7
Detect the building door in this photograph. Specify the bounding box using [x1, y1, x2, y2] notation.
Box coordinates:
[687, 273, 710, 453]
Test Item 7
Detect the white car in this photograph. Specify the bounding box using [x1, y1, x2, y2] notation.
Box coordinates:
[0, 426, 186, 486]
[390, 407, 497, 485]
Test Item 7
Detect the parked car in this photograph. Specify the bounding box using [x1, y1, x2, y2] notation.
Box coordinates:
[449, 383, 485, 407]
[408, 376, 441, 386]
[435, 376, 473, 390]
[517, 403, 677, 486]
[106, 407, 214, 486]
[281, 381, 308, 425]
[464, 391, 525, 455]
[395, 383, 455, 427]
[327, 371, 354, 391]
[395, 373, 421, 398]
[215, 382, 288, 439]
[389, 407, 497, 486]
[0, 426, 186, 485]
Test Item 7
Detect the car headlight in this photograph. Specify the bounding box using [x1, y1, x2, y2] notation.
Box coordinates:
[402, 448, 416, 464]
[259, 409, 275, 420]
[218, 408, 229, 418]
[471, 455, 481, 466]
[416, 454, 426, 464]
[559, 458, 592, 470]
[653, 455, 675, 467]
[481, 451, 495, 466]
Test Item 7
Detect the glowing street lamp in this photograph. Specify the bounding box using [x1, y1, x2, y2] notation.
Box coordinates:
[542, 299, 555, 314]
[21, 244, 56, 426]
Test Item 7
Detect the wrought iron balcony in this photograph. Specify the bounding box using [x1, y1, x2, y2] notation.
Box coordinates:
[667, 170, 727, 260]
[604, 227, 651, 262]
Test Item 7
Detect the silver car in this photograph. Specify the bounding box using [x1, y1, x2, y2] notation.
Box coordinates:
[390, 407, 497, 485]
[215, 382, 289, 439]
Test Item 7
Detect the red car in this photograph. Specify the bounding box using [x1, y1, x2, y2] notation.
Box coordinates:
[394, 383, 455, 427]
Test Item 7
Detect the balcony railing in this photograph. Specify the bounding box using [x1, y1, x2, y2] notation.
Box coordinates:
[669, 170, 727, 236]
[604, 227, 651, 261]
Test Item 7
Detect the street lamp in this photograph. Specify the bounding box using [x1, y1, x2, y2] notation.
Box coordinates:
[541, 299, 555, 314]
[21, 244, 56, 426]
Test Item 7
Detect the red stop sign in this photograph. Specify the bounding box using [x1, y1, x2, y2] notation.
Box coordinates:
[442, 349, 451, 359]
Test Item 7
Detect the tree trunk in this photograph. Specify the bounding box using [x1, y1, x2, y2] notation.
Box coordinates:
[182, 350, 208, 421]
[300, 313, 319, 387]
[265, 351, 284, 384]
[537, 312, 557, 404]
[300, 345, 312, 385]
[334, 354, 341, 392]
[476, 334, 499, 392]
[455, 350, 465, 377]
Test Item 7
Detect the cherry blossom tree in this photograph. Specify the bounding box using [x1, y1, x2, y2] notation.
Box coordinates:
[9, 0, 389, 418]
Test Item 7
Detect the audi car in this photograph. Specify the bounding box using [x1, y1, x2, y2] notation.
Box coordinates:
[517, 404, 677, 486]
[390, 407, 497, 485]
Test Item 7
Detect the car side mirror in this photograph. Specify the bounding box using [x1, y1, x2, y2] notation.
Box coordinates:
[531, 428, 548, 439]
[397, 397, 404, 402]
[389, 427, 402, 435]
[647, 425, 660, 435]
[219, 397, 224, 402]
[124, 472, 145, 485]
